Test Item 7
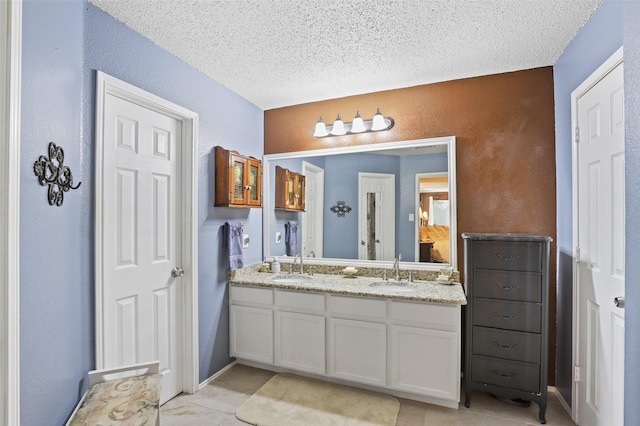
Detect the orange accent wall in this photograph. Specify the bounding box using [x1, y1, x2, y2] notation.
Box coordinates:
[264, 67, 557, 383]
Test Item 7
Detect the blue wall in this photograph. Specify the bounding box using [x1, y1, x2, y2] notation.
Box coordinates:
[552, 0, 623, 406]
[268, 158, 305, 258]
[21, 2, 263, 424]
[623, 1, 640, 423]
[21, 1, 90, 424]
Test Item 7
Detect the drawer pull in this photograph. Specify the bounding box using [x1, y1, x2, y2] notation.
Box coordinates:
[494, 282, 519, 291]
[492, 312, 519, 320]
[492, 341, 517, 350]
[491, 369, 517, 379]
[493, 253, 521, 262]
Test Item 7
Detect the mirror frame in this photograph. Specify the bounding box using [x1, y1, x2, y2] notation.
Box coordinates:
[262, 136, 457, 271]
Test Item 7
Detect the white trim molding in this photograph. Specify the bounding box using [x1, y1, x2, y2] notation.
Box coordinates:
[94, 71, 200, 394]
[0, 1, 22, 424]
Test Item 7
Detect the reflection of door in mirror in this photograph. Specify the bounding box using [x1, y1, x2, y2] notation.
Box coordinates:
[358, 173, 395, 261]
[302, 161, 324, 257]
[416, 173, 450, 263]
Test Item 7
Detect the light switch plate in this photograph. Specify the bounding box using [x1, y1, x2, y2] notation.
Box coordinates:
[409, 213, 415, 221]
[242, 234, 250, 248]
[275, 232, 282, 244]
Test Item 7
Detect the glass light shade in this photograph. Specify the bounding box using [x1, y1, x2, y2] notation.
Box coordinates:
[313, 117, 328, 137]
[330, 114, 346, 136]
[371, 107, 388, 131]
[350, 111, 366, 133]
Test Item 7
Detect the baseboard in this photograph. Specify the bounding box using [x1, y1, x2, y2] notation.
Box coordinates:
[550, 386, 573, 421]
[199, 360, 238, 390]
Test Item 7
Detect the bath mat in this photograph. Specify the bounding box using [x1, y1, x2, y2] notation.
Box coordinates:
[236, 373, 400, 426]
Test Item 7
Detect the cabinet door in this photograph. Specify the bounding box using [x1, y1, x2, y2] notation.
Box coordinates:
[229, 154, 248, 205]
[390, 325, 459, 402]
[230, 305, 273, 364]
[328, 318, 386, 387]
[245, 158, 262, 206]
[275, 311, 325, 375]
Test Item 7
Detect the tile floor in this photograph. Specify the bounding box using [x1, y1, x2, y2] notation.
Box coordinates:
[160, 364, 576, 426]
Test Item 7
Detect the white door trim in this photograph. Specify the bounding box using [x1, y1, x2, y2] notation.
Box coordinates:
[571, 45, 624, 423]
[95, 71, 199, 394]
[302, 161, 324, 257]
[0, 1, 21, 424]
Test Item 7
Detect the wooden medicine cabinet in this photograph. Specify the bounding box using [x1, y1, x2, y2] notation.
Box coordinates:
[215, 146, 262, 208]
[275, 166, 305, 212]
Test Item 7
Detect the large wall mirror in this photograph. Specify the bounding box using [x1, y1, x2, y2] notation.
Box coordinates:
[263, 136, 457, 270]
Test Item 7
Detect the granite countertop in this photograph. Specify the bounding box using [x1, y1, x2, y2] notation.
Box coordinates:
[230, 264, 467, 305]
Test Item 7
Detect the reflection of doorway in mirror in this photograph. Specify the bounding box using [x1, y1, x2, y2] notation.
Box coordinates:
[358, 173, 395, 261]
[416, 173, 450, 263]
[302, 162, 324, 258]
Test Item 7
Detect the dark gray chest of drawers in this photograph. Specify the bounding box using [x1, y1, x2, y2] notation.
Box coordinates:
[462, 233, 551, 424]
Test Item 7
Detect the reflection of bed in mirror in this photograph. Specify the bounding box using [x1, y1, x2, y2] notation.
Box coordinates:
[419, 225, 450, 263]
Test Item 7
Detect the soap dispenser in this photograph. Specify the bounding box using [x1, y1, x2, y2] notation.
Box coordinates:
[271, 257, 280, 274]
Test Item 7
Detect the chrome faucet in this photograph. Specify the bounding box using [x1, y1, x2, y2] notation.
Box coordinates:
[393, 254, 402, 281]
[293, 253, 303, 274]
[307, 250, 316, 258]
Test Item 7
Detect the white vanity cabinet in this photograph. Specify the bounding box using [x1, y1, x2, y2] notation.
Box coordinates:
[389, 301, 461, 403]
[229, 284, 462, 409]
[274, 291, 326, 375]
[229, 286, 274, 364]
[327, 296, 387, 387]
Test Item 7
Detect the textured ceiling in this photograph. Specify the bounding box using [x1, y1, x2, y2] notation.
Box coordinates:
[90, 0, 603, 110]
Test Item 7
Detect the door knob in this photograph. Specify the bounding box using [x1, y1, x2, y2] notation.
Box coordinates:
[171, 267, 185, 278]
[614, 297, 625, 309]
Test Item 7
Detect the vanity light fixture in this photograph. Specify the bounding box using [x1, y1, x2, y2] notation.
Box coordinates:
[313, 108, 394, 138]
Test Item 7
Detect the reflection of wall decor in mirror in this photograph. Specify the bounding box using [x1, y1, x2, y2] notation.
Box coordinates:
[263, 136, 457, 270]
[330, 201, 351, 217]
[33, 142, 81, 206]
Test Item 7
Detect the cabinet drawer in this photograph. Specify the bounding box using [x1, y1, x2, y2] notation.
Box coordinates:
[472, 326, 541, 363]
[230, 285, 273, 305]
[471, 355, 540, 393]
[276, 290, 325, 311]
[391, 301, 459, 330]
[473, 298, 541, 333]
[473, 241, 542, 271]
[474, 270, 542, 302]
[328, 295, 386, 319]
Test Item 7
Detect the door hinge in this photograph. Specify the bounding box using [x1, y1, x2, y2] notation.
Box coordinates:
[575, 126, 580, 144]
[575, 366, 581, 382]
[575, 246, 580, 262]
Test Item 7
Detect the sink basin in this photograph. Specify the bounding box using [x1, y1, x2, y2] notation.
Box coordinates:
[369, 281, 417, 293]
[272, 275, 312, 284]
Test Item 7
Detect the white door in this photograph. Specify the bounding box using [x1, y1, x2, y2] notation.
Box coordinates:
[575, 53, 625, 426]
[302, 161, 324, 257]
[101, 93, 184, 404]
[358, 173, 395, 261]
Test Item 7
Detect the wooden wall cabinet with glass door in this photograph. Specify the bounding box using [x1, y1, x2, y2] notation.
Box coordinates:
[275, 166, 305, 212]
[215, 146, 262, 208]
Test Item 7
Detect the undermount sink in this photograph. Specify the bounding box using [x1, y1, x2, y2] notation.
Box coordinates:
[272, 275, 312, 284]
[369, 281, 418, 292]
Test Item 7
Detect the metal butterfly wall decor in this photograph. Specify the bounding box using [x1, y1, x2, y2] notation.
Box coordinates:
[33, 142, 81, 206]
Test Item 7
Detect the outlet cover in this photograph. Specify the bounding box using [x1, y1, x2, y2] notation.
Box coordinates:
[242, 234, 250, 248]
